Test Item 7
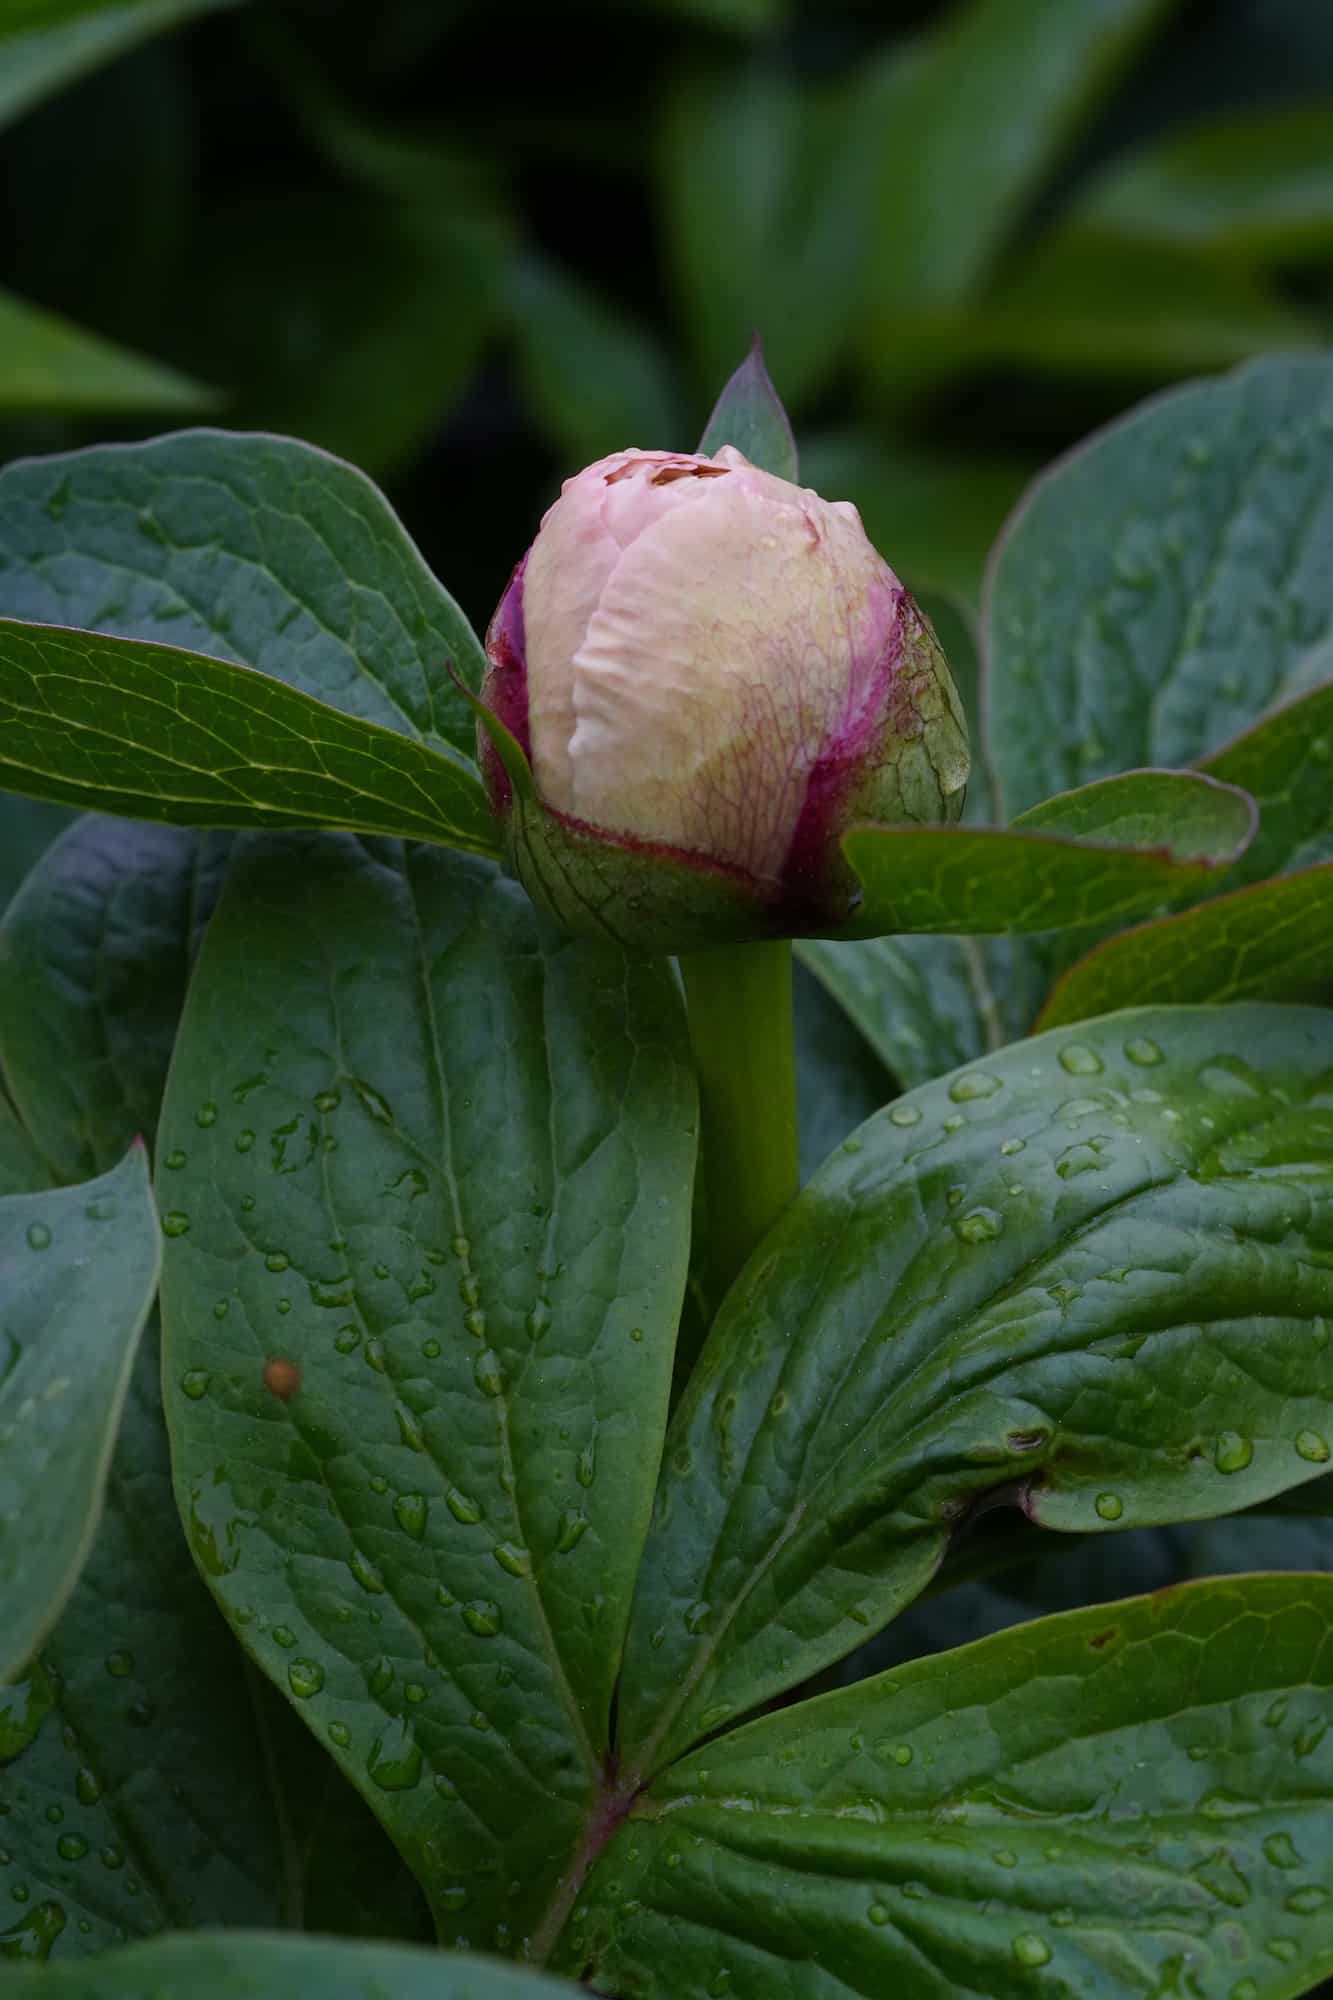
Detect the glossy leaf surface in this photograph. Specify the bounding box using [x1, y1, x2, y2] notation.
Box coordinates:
[0, 428, 487, 762]
[0, 1145, 159, 1681]
[574, 1577, 1333, 1999]
[0, 288, 209, 415]
[157, 833, 696, 1946]
[0, 1930, 573, 1990]
[0, 621, 497, 854]
[617, 1005, 1333, 1774]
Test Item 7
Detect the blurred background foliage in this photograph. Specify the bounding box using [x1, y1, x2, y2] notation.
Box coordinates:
[2, 0, 1332, 647]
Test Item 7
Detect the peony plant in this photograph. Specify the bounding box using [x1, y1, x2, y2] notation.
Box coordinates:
[0, 347, 1330, 2000]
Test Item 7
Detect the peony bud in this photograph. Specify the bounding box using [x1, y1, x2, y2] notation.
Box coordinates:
[478, 445, 969, 948]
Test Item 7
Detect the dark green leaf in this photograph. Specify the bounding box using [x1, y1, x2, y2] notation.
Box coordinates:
[616, 1004, 1333, 1774]
[0, 428, 488, 763]
[573, 1576, 1333, 2000]
[1068, 100, 1333, 261]
[0, 795, 73, 915]
[0, 620, 498, 854]
[697, 340, 797, 481]
[508, 255, 686, 465]
[0, 1929, 573, 1989]
[837, 770, 1255, 939]
[1199, 681, 1333, 884]
[0, 0, 239, 134]
[1038, 862, 1333, 1025]
[0, 288, 211, 416]
[157, 833, 696, 1945]
[985, 354, 1333, 819]
[0, 817, 231, 1183]
[0, 1144, 159, 1681]
[793, 960, 891, 1182]
[862, 0, 1181, 385]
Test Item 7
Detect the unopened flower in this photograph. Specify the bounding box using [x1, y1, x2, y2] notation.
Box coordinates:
[478, 445, 968, 947]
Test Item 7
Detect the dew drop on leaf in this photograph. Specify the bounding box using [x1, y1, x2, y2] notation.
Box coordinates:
[288, 1660, 324, 1699]
[1124, 1037, 1163, 1066]
[463, 1600, 501, 1638]
[161, 1212, 191, 1238]
[393, 1493, 428, 1540]
[367, 1718, 422, 1792]
[1012, 1932, 1051, 1967]
[447, 1487, 483, 1525]
[1058, 1044, 1103, 1077]
[556, 1510, 590, 1553]
[949, 1070, 1002, 1102]
[493, 1541, 530, 1577]
[1294, 1430, 1329, 1464]
[180, 1371, 210, 1401]
[954, 1207, 1002, 1244]
[888, 1103, 921, 1127]
[1214, 1432, 1254, 1474]
[104, 1652, 133, 1679]
[194, 1102, 218, 1129]
[1095, 1493, 1124, 1522]
[347, 1550, 386, 1595]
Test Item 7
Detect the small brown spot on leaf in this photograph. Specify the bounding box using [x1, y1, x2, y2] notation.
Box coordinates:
[1088, 1628, 1118, 1651]
[263, 1357, 301, 1401]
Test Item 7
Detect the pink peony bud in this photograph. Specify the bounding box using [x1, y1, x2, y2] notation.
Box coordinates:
[478, 445, 968, 948]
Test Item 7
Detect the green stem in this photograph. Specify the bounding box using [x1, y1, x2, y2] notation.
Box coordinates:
[679, 939, 800, 1306]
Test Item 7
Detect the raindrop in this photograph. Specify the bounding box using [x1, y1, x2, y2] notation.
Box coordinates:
[1294, 1430, 1329, 1464]
[422, 1338, 442, 1360]
[1284, 1886, 1327, 1915]
[74, 1770, 100, 1808]
[1056, 1142, 1104, 1181]
[474, 1350, 504, 1397]
[104, 1652, 133, 1679]
[949, 1071, 1002, 1102]
[888, 1103, 921, 1127]
[334, 1325, 360, 1355]
[440, 1886, 468, 1913]
[1000, 1137, 1025, 1156]
[393, 1493, 428, 1540]
[1124, 1037, 1163, 1067]
[493, 1541, 530, 1577]
[288, 1660, 324, 1699]
[195, 1102, 218, 1129]
[265, 1251, 290, 1274]
[1263, 1832, 1302, 1870]
[576, 1438, 597, 1489]
[556, 1510, 590, 1553]
[272, 1626, 296, 1649]
[364, 1340, 386, 1373]
[180, 1371, 210, 1401]
[684, 1601, 710, 1635]
[368, 1657, 394, 1699]
[1058, 1044, 1103, 1077]
[0, 1900, 65, 1962]
[447, 1488, 483, 1525]
[954, 1207, 1003, 1245]
[163, 1150, 186, 1171]
[235, 1130, 255, 1154]
[1214, 1432, 1254, 1475]
[55, 1835, 87, 1862]
[891, 1745, 913, 1766]
[162, 1212, 191, 1238]
[24, 1221, 51, 1251]
[1012, 1933, 1051, 1967]
[463, 1601, 501, 1638]
[527, 1303, 551, 1341]
[367, 1718, 422, 1792]
[1095, 1493, 1124, 1522]
[867, 1902, 890, 1926]
[347, 1550, 386, 1595]
[328, 1721, 351, 1748]
[314, 1091, 341, 1114]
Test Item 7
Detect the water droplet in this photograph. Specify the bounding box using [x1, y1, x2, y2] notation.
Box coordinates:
[1124, 1037, 1163, 1066]
[1058, 1044, 1103, 1077]
[367, 1718, 422, 1791]
[576, 1438, 597, 1488]
[1231, 1981, 1258, 2000]
[272, 1626, 296, 1650]
[954, 1207, 1002, 1244]
[314, 1090, 341, 1114]
[100, 1846, 123, 1870]
[25, 1220, 52, 1252]
[0, 1899, 65, 1962]
[55, 1833, 87, 1862]
[1012, 1932, 1051, 1967]
[684, 1601, 710, 1635]
[1263, 1832, 1302, 1870]
[463, 1600, 501, 1637]
[556, 1510, 590, 1553]
[162, 1212, 191, 1238]
[73, 1769, 100, 1807]
[1056, 1142, 1104, 1181]
[474, 1350, 504, 1397]
[347, 1550, 386, 1595]
[888, 1103, 921, 1127]
[163, 1149, 186, 1171]
[104, 1651, 133, 1679]
[364, 1339, 386, 1373]
[388, 1492, 427, 1541]
[264, 1251, 289, 1274]
[446, 1488, 483, 1527]
[1195, 1849, 1251, 1907]
[288, 1659, 325, 1699]
[1215, 1432, 1254, 1474]
[1000, 1137, 1025, 1156]
[1284, 1885, 1327, 1915]
[440, 1884, 469, 1913]
[493, 1541, 530, 1577]
[890, 1744, 913, 1766]
[1294, 1430, 1329, 1464]
[950, 1070, 1002, 1102]
[180, 1370, 210, 1401]
[195, 1102, 218, 1129]
[1095, 1492, 1124, 1521]
[351, 1079, 393, 1125]
[334, 1325, 359, 1355]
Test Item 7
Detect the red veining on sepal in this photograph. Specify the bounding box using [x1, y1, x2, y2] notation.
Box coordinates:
[478, 553, 532, 811]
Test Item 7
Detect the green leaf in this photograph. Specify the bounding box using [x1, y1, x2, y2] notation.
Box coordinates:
[862, 0, 1182, 383]
[836, 770, 1256, 939]
[798, 436, 1034, 614]
[985, 353, 1333, 820]
[0, 0, 240, 134]
[0, 1144, 159, 1682]
[1038, 862, 1333, 1026]
[0, 428, 488, 764]
[0, 795, 73, 915]
[507, 255, 686, 466]
[157, 833, 696, 1944]
[572, 1575, 1333, 1999]
[0, 817, 232, 1183]
[697, 340, 797, 481]
[0, 620, 498, 855]
[0, 1929, 573, 1989]
[0, 288, 211, 416]
[1068, 100, 1333, 262]
[1199, 681, 1333, 885]
[615, 1004, 1333, 1775]
[793, 962, 892, 1182]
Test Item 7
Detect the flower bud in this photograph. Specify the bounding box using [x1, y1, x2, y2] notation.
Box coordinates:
[478, 445, 969, 948]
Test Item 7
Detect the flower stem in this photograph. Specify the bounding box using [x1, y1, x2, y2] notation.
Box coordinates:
[679, 939, 800, 1306]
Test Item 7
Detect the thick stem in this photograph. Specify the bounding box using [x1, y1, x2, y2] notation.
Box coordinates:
[679, 939, 800, 1306]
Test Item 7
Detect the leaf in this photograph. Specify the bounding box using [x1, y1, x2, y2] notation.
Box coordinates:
[571, 1575, 1333, 2000]
[862, 0, 1182, 383]
[0, 427, 488, 764]
[156, 833, 696, 1945]
[507, 254, 686, 466]
[793, 961, 891, 1182]
[0, 620, 498, 855]
[984, 353, 1333, 820]
[836, 770, 1256, 939]
[1067, 100, 1333, 261]
[0, 817, 232, 1184]
[615, 1004, 1333, 1775]
[0, 1929, 574, 1988]
[798, 436, 1034, 614]
[0, 0, 240, 134]
[0, 796, 73, 916]
[0, 288, 211, 415]
[697, 340, 797, 481]
[1038, 862, 1333, 1026]
[1199, 681, 1333, 884]
[0, 1144, 159, 1682]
